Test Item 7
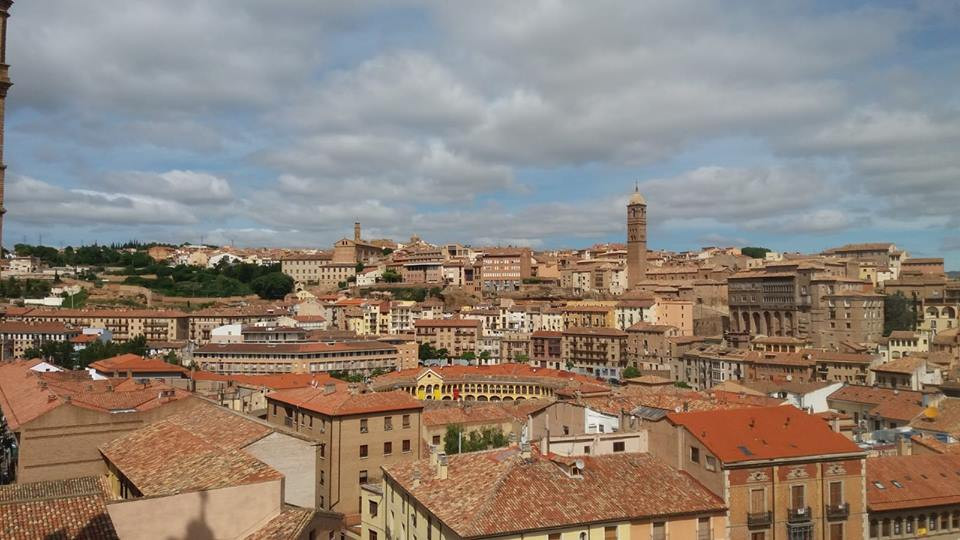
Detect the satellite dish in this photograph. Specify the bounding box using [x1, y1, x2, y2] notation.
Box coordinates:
[575, 459, 585, 470]
[924, 407, 939, 419]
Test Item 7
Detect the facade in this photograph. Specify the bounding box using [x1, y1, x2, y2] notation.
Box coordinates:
[282, 254, 356, 288]
[625, 323, 679, 372]
[866, 454, 960, 538]
[626, 189, 648, 289]
[10, 308, 188, 342]
[413, 319, 482, 358]
[650, 405, 868, 540]
[265, 385, 423, 517]
[193, 340, 402, 375]
[0, 321, 80, 359]
[364, 446, 727, 540]
[479, 247, 532, 294]
[530, 330, 563, 370]
[562, 327, 628, 380]
[562, 304, 616, 329]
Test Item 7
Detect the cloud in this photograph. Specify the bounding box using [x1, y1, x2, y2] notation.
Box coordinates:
[102, 170, 234, 205]
[6, 176, 198, 226]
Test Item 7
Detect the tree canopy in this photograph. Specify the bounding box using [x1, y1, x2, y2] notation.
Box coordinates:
[741, 246, 771, 259]
[884, 292, 917, 335]
[443, 424, 509, 455]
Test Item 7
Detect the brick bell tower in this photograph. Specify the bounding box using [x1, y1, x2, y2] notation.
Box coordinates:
[0, 1, 11, 266]
[626, 183, 647, 289]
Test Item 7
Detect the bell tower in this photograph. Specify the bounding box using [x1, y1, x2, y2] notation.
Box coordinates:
[0, 1, 11, 266]
[626, 183, 647, 289]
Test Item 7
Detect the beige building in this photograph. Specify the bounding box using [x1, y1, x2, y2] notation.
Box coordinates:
[562, 327, 628, 380]
[363, 445, 727, 540]
[0, 321, 80, 359]
[11, 307, 188, 342]
[266, 384, 423, 518]
[625, 323, 680, 372]
[194, 340, 403, 375]
[413, 319, 482, 358]
[333, 222, 384, 264]
[654, 299, 694, 336]
[479, 247, 532, 294]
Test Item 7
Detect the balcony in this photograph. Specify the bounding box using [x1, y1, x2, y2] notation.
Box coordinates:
[826, 502, 849, 521]
[788, 506, 813, 524]
[747, 511, 772, 529]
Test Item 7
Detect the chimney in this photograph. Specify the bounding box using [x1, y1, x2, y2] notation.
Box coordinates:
[541, 435, 549, 456]
[831, 415, 840, 433]
[897, 436, 912, 456]
[429, 444, 438, 465]
[436, 452, 448, 480]
[412, 469, 422, 488]
[520, 441, 532, 460]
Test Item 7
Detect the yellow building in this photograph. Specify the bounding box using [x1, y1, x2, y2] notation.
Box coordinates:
[369, 364, 610, 402]
[362, 446, 727, 540]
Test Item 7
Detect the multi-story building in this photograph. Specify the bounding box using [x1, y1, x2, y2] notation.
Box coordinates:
[901, 257, 945, 277]
[478, 247, 532, 294]
[332, 222, 383, 264]
[364, 446, 727, 540]
[413, 319, 482, 358]
[530, 330, 563, 370]
[650, 405, 868, 540]
[187, 305, 285, 343]
[0, 321, 80, 359]
[809, 350, 876, 385]
[655, 299, 694, 336]
[193, 340, 403, 375]
[11, 307, 188, 342]
[677, 345, 751, 390]
[615, 298, 656, 330]
[866, 453, 960, 538]
[562, 304, 616, 329]
[878, 331, 929, 362]
[823, 243, 905, 278]
[265, 384, 423, 517]
[561, 327, 628, 380]
[499, 332, 531, 362]
[826, 385, 931, 435]
[281, 253, 334, 283]
[625, 323, 679, 372]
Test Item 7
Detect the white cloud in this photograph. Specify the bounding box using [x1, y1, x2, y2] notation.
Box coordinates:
[103, 170, 234, 205]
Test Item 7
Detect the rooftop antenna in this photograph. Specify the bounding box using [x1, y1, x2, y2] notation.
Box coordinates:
[635, 180, 639, 192]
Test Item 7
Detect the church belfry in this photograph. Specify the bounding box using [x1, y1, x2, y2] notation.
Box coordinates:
[626, 184, 647, 288]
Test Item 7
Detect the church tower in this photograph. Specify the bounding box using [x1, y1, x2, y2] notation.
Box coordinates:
[626, 184, 647, 288]
[0, 1, 11, 264]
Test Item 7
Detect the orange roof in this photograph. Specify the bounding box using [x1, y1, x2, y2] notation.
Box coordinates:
[89, 354, 188, 375]
[828, 385, 925, 422]
[867, 454, 960, 512]
[384, 449, 725, 538]
[667, 405, 863, 464]
[371, 363, 605, 390]
[0, 476, 118, 539]
[0, 321, 79, 335]
[194, 340, 394, 355]
[267, 387, 422, 416]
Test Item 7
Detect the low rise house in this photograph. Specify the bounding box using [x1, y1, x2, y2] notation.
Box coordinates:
[871, 356, 940, 391]
[827, 385, 934, 439]
[88, 353, 188, 379]
[866, 454, 960, 538]
[0, 476, 119, 539]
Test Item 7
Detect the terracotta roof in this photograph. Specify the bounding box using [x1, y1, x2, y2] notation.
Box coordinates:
[99, 406, 279, 496]
[267, 387, 422, 417]
[910, 398, 960, 435]
[806, 350, 876, 365]
[910, 434, 960, 455]
[383, 449, 725, 538]
[371, 364, 605, 392]
[828, 385, 926, 422]
[243, 505, 317, 540]
[667, 405, 863, 464]
[414, 319, 482, 328]
[888, 330, 920, 340]
[872, 356, 925, 374]
[0, 476, 118, 540]
[562, 326, 627, 337]
[625, 322, 676, 333]
[70, 333, 100, 344]
[18, 308, 187, 318]
[867, 454, 960, 512]
[0, 321, 80, 334]
[530, 331, 563, 338]
[89, 354, 188, 374]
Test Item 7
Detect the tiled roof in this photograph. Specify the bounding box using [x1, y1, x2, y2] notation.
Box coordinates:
[910, 434, 960, 455]
[0, 321, 79, 334]
[887, 330, 920, 340]
[190, 371, 338, 390]
[19, 308, 187, 318]
[910, 397, 960, 435]
[867, 454, 960, 512]
[625, 322, 676, 333]
[267, 387, 422, 416]
[872, 356, 925, 374]
[668, 405, 863, 464]
[0, 360, 64, 430]
[0, 476, 118, 540]
[371, 364, 605, 391]
[422, 400, 550, 427]
[828, 385, 925, 422]
[194, 340, 394, 354]
[562, 326, 627, 337]
[244, 505, 316, 540]
[384, 449, 725, 538]
[99, 406, 279, 496]
[414, 318, 482, 328]
[89, 354, 188, 374]
[807, 350, 876, 364]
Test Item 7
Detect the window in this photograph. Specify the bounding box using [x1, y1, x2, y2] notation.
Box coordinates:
[369, 532, 377, 540]
[403, 439, 411, 452]
[613, 441, 625, 453]
[751, 533, 765, 540]
[652, 522, 666, 540]
[705, 455, 717, 471]
[893, 519, 901, 535]
[320, 444, 325, 458]
[604, 526, 617, 540]
[791, 484, 805, 509]
[829, 481, 842, 506]
[359, 470, 368, 484]
[749, 488, 766, 513]
[369, 500, 378, 517]
[930, 513, 938, 531]
[432, 435, 441, 445]
[579, 533, 587, 540]
[548, 534, 561, 540]
[869, 520, 877, 538]
[384, 442, 393, 455]
[320, 470, 325, 485]
[829, 523, 843, 540]
[690, 447, 700, 463]
[360, 419, 368, 433]
[360, 445, 368, 458]
[385, 417, 393, 431]
[403, 414, 411, 428]
[942, 513, 949, 530]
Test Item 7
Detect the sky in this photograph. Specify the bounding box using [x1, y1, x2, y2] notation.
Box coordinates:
[4, 1, 960, 269]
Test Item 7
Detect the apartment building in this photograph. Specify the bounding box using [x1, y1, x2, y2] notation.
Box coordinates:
[479, 247, 532, 294]
[561, 327, 628, 380]
[562, 304, 616, 329]
[364, 446, 727, 540]
[193, 340, 402, 375]
[677, 346, 751, 390]
[265, 384, 423, 517]
[531, 330, 563, 369]
[823, 243, 904, 278]
[187, 305, 286, 343]
[413, 319, 482, 358]
[879, 331, 929, 362]
[282, 254, 356, 288]
[500, 332, 531, 362]
[650, 405, 868, 540]
[0, 321, 80, 359]
[11, 307, 188, 342]
[625, 323, 680, 372]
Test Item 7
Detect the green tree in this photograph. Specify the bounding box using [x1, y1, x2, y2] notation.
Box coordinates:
[513, 353, 529, 364]
[478, 351, 491, 363]
[461, 351, 477, 363]
[250, 272, 295, 300]
[164, 351, 181, 366]
[622, 366, 641, 379]
[418, 343, 438, 360]
[741, 246, 771, 259]
[444, 425, 509, 454]
[884, 292, 917, 335]
[381, 269, 402, 283]
[675, 381, 692, 389]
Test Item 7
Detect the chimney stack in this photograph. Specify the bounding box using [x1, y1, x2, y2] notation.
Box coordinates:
[436, 452, 448, 480]
[520, 441, 532, 460]
[429, 444, 438, 465]
[412, 469, 421, 488]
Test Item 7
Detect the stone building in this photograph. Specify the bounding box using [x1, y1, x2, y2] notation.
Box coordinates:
[561, 327, 628, 380]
